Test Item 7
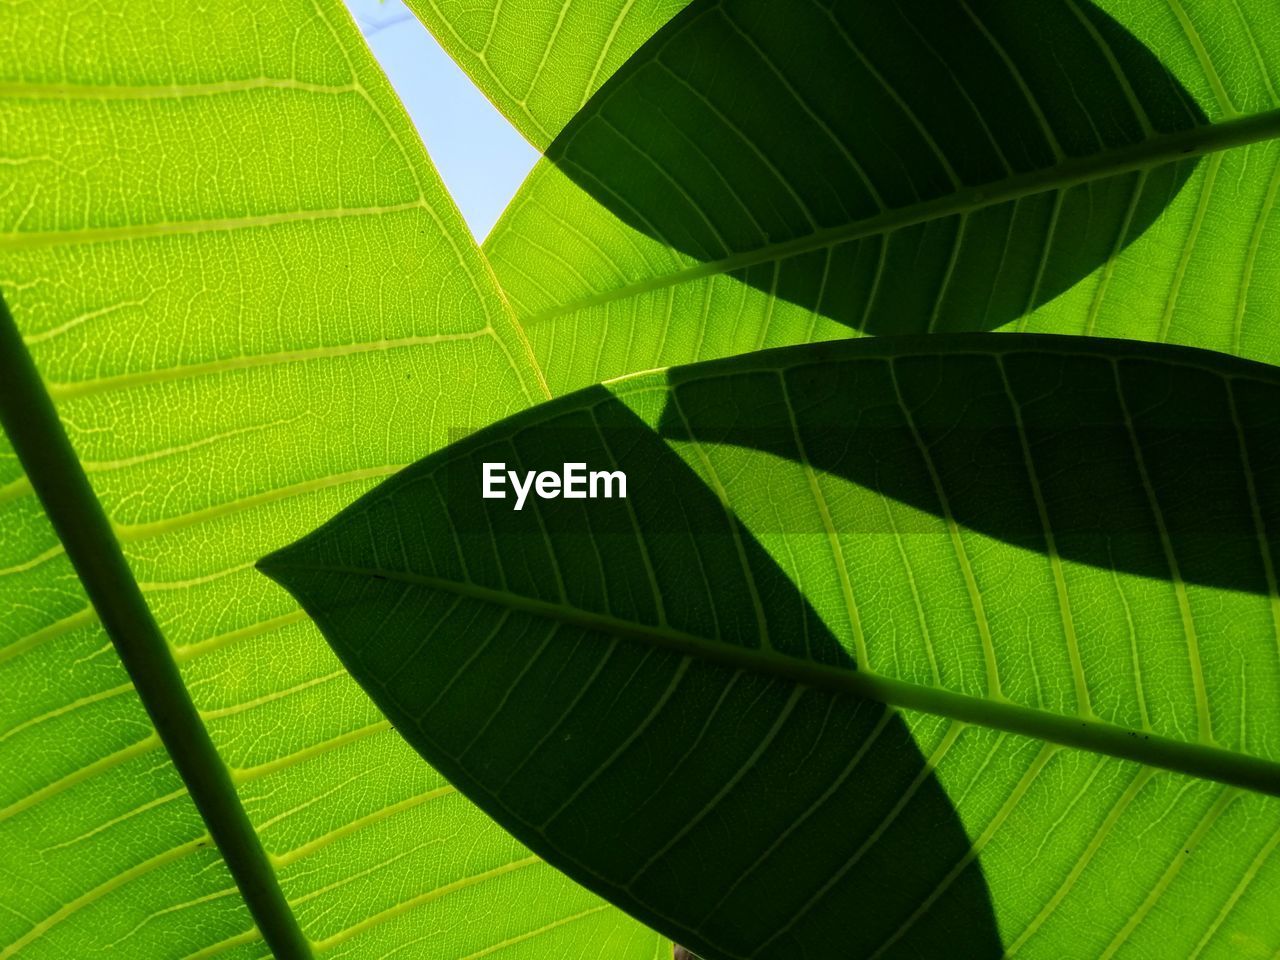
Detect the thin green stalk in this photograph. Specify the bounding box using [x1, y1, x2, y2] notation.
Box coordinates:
[526, 106, 1280, 325]
[0, 292, 312, 959]
[261, 561, 1280, 798]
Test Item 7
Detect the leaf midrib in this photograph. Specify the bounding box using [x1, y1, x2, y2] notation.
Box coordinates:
[0, 295, 313, 960]
[259, 560, 1280, 798]
[517, 107, 1280, 326]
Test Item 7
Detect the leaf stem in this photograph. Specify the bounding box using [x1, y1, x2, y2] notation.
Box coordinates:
[525, 106, 1280, 326]
[0, 292, 312, 959]
[261, 561, 1280, 798]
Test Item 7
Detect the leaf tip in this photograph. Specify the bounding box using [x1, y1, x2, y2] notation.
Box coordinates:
[254, 547, 291, 582]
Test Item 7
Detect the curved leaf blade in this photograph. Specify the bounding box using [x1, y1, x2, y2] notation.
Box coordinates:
[0, 1, 662, 956]
[404, 0, 693, 148]
[484, 0, 1280, 393]
[264, 334, 1280, 959]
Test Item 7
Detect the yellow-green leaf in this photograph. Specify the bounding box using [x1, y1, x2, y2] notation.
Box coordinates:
[405, 0, 692, 148]
[0, 2, 664, 957]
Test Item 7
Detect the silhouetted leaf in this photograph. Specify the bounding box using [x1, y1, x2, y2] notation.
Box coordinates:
[484, 0, 1280, 393]
[263, 334, 1280, 960]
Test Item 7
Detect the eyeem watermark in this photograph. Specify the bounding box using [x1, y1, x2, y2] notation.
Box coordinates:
[482, 462, 627, 511]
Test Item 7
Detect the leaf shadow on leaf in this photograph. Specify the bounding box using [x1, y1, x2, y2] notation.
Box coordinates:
[655, 334, 1280, 597]
[260, 388, 1005, 960]
[542, 0, 1206, 336]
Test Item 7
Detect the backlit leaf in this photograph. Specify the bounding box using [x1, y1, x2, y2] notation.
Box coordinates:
[0, 2, 662, 957]
[484, 0, 1280, 394]
[264, 334, 1280, 959]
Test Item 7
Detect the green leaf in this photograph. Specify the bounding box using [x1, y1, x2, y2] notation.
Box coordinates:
[0, 2, 663, 957]
[405, 0, 693, 148]
[484, 0, 1280, 395]
[262, 334, 1280, 959]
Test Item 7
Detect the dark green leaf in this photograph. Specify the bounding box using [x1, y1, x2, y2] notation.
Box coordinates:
[485, 0, 1280, 393]
[262, 334, 1280, 959]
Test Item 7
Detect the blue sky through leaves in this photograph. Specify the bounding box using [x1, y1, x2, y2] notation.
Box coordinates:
[343, 0, 539, 240]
